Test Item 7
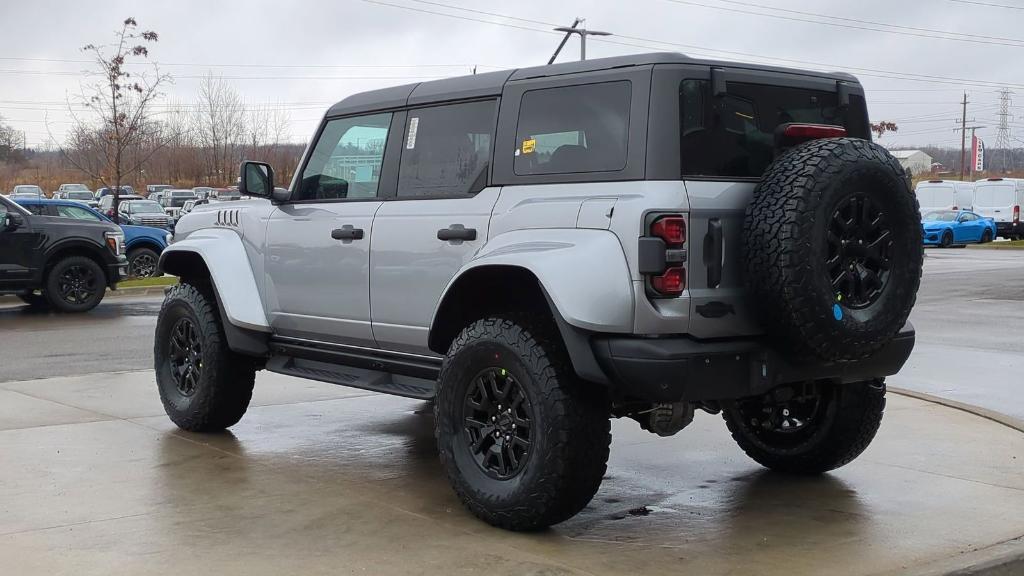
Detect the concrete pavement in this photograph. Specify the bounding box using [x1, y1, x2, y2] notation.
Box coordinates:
[0, 370, 1022, 575]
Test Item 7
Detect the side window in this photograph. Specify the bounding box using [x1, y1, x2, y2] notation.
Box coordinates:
[24, 204, 46, 216]
[56, 205, 101, 221]
[297, 113, 392, 201]
[397, 100, 495, 198]
[514, 81, 631, 176]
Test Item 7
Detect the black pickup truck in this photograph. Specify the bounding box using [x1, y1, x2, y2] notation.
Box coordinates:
[0, 195, 128, 312]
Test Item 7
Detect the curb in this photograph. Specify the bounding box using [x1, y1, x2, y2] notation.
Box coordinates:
[889, 387, 1024, 434]
[887, 536, 1024, 576]
[0, 285, 169, 305]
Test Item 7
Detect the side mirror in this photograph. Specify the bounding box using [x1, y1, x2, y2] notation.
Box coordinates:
[240, 161, 274, 198]
[2, 212, 23, 231]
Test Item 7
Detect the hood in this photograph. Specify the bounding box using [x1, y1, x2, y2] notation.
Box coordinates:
[922, 221, 951, 230]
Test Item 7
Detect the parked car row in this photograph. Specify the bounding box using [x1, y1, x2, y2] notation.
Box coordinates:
[14, 198, 171, 279]
[915, 178, 1023, 240]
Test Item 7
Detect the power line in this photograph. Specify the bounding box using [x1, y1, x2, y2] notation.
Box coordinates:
[361, 0, 1024, 91]
[0, 56, 501, 70]
[667, 0, 1024, 46]
[947, 0, 1024, 9]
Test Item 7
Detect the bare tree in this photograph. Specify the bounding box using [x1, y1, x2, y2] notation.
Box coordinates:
[60, 17, 167, 222]
[194, 73, 245, 184]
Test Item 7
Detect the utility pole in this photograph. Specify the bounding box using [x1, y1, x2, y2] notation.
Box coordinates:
[960, 92, 969, 181]
[549, 18, 612, 63]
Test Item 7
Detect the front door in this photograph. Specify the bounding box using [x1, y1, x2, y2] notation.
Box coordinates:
[370, 100, 499, 355]
[0, 199, 41, 291]
[264, 112, 398, 347]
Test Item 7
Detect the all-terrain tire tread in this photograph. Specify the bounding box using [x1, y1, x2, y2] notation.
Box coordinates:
[155, 281, 255, 432]
[436, 315, 611, 531]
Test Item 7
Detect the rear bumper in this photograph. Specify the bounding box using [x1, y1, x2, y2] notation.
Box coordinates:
[592, 324, 916, 403]
[995, 222, 1021, 237]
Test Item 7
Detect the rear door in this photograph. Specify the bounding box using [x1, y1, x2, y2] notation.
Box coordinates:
[369, 99, 498, 355]
[675, 68, 869, 338]
[263, 111, 402, 347]
[973, 182, 1016, 223]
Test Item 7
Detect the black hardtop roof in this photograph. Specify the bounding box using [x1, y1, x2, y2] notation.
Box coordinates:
[326, 51, 859, 117]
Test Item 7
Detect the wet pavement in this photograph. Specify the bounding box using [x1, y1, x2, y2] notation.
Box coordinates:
[0, 370, 1022, 575]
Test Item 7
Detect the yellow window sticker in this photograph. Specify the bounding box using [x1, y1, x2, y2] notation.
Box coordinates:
[522, 139, 536, 154]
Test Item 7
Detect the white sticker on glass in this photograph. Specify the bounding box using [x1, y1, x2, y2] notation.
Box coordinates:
[406, 117, 419, 149]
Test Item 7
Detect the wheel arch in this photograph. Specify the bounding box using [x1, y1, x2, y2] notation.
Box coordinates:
[429, 229, 635, 384]
[43, 240, 113, 284]
[159, 229, 270, 356]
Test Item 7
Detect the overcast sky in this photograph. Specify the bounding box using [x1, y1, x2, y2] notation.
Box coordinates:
[1, 0, 1022, 150]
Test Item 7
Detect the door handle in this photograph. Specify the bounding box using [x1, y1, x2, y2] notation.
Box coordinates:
[331, 226, 364, 241]
[703, 218, 724, 289]
[437, 225, 477, 242]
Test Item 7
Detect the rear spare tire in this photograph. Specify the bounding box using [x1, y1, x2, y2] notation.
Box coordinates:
[744, 138, 922, 362]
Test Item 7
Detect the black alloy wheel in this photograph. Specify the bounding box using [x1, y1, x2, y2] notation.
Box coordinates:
[732, 383, 835, 450]
[940, 230, 954, 248]
[168, 317, 202, 397]
[57, 263, 100, 306]
[129, 249, 159, 278]
[462, 367, 533, 480]
[827, 193, 894, 309]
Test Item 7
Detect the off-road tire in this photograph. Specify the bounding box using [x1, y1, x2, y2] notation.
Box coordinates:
[744, 138, 923, 362]
[154, 281, 255, 432]
[723, 379, 886, 474]
[44, 255, 107, 313]
[128, 247, 160, 278]
[940, 230, 954, 248]
[435, 316, 611, 531]
[17, 292, 49, 308]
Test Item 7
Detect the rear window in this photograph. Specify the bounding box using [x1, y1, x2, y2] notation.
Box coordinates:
[680, 80, 868, 178]
[514, 81, 631, 176]
[916, 185, 955, 209]
[974, 184, 1015, 207]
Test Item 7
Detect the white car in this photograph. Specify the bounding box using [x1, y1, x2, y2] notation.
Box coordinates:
[973, 177, 1023, 239]
[915, 180, 974, 215]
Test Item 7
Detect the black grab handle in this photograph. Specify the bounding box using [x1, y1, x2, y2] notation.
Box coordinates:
[331, 226, 364, 241]
[437, 225, 477, 241]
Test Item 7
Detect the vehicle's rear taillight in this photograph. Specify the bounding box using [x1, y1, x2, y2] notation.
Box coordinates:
[1014, 205, 1020, 224]
[783, 123, 848, 140]
[645, 215, 688, 297]
[652, 266, 686, 297]
[650, 215, 686, 246]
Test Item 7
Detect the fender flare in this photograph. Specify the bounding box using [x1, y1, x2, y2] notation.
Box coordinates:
[434, 228, 634, 334]
[158, 228, 269, 332]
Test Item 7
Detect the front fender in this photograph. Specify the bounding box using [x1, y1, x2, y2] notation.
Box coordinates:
[436, 229, 634, 333]
[159, 228, 269, 332]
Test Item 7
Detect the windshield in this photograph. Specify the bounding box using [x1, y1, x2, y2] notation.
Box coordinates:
[67, 191, 94, 200]
[974, 184, 1015, 207]
[13, 185, 43, 195]
[923, 211, 958, 222]
[63, 184, 88, 191]
[128, 201, 165, 214]
[171, 191, 196, 197]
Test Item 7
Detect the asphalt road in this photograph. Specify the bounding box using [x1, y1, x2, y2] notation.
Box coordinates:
[1, 248, 1022, 420]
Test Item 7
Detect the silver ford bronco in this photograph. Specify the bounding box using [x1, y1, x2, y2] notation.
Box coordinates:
[154, 52, 922, 531]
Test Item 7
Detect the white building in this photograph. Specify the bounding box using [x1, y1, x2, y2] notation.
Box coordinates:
[890, 150, 933, 175]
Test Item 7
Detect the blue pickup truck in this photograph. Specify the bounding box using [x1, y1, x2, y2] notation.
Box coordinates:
[14, 198, 171, 278]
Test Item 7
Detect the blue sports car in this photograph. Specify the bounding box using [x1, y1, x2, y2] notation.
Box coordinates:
[922, 210, 997, 247]
[14, 198, 171, 277]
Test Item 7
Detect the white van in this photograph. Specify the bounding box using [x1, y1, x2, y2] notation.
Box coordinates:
[973, 178, 1024, 239]
[915, 180, 975, 215]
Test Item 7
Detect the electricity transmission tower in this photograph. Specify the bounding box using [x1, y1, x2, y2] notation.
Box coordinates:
[995, 89, 1014, 173]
